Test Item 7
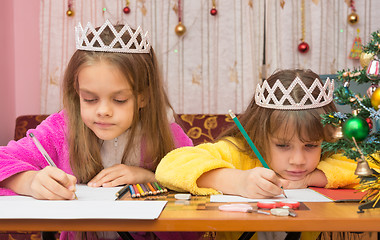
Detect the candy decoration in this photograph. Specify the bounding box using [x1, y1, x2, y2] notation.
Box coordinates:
[342, 116, 370, 141]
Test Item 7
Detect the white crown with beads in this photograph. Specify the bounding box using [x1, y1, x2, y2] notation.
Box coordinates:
[75, 19, 151, 53]
[255, 77, 334, 110]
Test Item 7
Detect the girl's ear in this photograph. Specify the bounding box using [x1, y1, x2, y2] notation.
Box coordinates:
[137, 93, 147, 109]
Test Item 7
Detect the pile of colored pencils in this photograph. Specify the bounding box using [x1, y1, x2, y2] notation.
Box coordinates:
[115, 182, 168, 200]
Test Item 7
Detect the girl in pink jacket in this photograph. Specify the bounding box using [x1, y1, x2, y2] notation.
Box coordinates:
[0, 20, 201, 240]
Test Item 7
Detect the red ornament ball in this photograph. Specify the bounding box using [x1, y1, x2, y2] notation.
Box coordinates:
[210, 8, 217, 16]
[123, 6, 131, 14]
[298, 42, 309, 53]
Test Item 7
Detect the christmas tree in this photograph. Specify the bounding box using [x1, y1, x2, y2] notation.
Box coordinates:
[321, 30, 380, 210]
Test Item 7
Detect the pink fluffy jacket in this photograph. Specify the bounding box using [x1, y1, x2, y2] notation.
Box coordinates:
[0, 111, 193, 195]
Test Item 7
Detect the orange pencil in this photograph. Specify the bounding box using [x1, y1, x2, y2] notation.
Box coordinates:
[147, 182, 157, 195]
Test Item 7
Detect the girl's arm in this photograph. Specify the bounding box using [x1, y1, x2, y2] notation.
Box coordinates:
[317, 154, 363, 188]
[156, 138, 279, 196]
[0, 111, 75, 198]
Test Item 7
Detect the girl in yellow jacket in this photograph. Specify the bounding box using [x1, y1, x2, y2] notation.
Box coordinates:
[156, 69, 375, 240]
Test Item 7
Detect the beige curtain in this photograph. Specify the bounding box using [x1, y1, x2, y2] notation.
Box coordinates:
[40, 0, 379, 114]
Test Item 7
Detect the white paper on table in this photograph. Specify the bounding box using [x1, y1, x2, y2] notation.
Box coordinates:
[210, 188, 333, 202]
[0, 184, 167, 219]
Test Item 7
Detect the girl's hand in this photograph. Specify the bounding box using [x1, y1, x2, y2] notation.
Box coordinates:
[1, 166, 77, 200]
[87, 164, 156, 187]
[236, 167, 287, 198]
[284, 169, 327, 189]
[197, 167, 286, 199]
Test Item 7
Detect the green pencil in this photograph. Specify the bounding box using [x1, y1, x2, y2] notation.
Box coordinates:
[228, 110, 269, 168]
[228, 110, 287, 198]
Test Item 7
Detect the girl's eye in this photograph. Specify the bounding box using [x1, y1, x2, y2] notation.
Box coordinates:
[305, 144, 319, 148]
[276, 144, 289, 148]
[114, 99, 127, 103]
[83, 98, 97, 103]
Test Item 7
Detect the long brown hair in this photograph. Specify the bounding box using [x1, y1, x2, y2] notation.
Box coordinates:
[219, 69, 337, 161]
[62, 24, 175, 183]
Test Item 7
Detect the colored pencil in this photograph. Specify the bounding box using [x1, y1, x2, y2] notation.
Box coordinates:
[140, 183, 150, 195]
[29, 133, 78, 200]
[129, 184, 136, 198]
[228, 110, 287, 198]
[136, 184, 145, 196]
[150, 182, 160, 193]
[142, 183, 153, 195]
[154, 182, 164, 193]
[146, 182, 157, 195]
[157, 182, 168, 192]
[228, 110, 269, 168]
[115, 184, 130, 200]
[132, 184, 140, 197]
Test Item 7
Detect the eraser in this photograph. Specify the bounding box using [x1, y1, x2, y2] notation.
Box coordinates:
[270, 208, 289, 217]
[174, 193, 191, 200]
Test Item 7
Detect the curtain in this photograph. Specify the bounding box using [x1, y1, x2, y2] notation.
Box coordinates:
[40, 0, 379, 114]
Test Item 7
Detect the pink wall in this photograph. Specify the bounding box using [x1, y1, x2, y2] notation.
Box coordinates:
[0, 0, 40, 146]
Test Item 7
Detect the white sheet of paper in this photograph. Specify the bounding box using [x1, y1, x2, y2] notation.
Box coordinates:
[0, 184, 167, 219]
[210, 188, 333, 202]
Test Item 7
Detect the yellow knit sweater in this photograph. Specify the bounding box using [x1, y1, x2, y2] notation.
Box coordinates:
[156, 137, 378, 240]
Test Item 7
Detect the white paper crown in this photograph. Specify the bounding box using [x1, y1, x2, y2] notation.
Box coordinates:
[255, 77, 334, 110]
[75, 19, 151, 53]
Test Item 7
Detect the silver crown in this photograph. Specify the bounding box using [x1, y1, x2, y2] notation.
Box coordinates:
[255, 77, 334, 110]
[75, 19, 151, 53]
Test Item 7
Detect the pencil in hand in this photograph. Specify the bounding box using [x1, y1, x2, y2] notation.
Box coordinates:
[29, 133, 78, 200]
[228, 110, 287, 198]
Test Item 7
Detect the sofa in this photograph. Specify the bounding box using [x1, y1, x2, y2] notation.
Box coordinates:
[12, 113, 235, 144]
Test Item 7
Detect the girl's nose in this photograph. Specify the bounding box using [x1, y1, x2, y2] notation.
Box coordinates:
[96, 101, 112, 117]
[289, 150, 306, 165]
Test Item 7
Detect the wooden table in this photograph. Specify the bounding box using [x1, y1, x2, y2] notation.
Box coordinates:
[0, 193, 380, 232]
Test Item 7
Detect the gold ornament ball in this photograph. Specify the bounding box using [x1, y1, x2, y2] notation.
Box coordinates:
[175, 22, 186, 37]
[347, 12, 359, 25]
[66, 9, 74, 17]
[359, 52, 374, 68]
[370, 87, 380, 110]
